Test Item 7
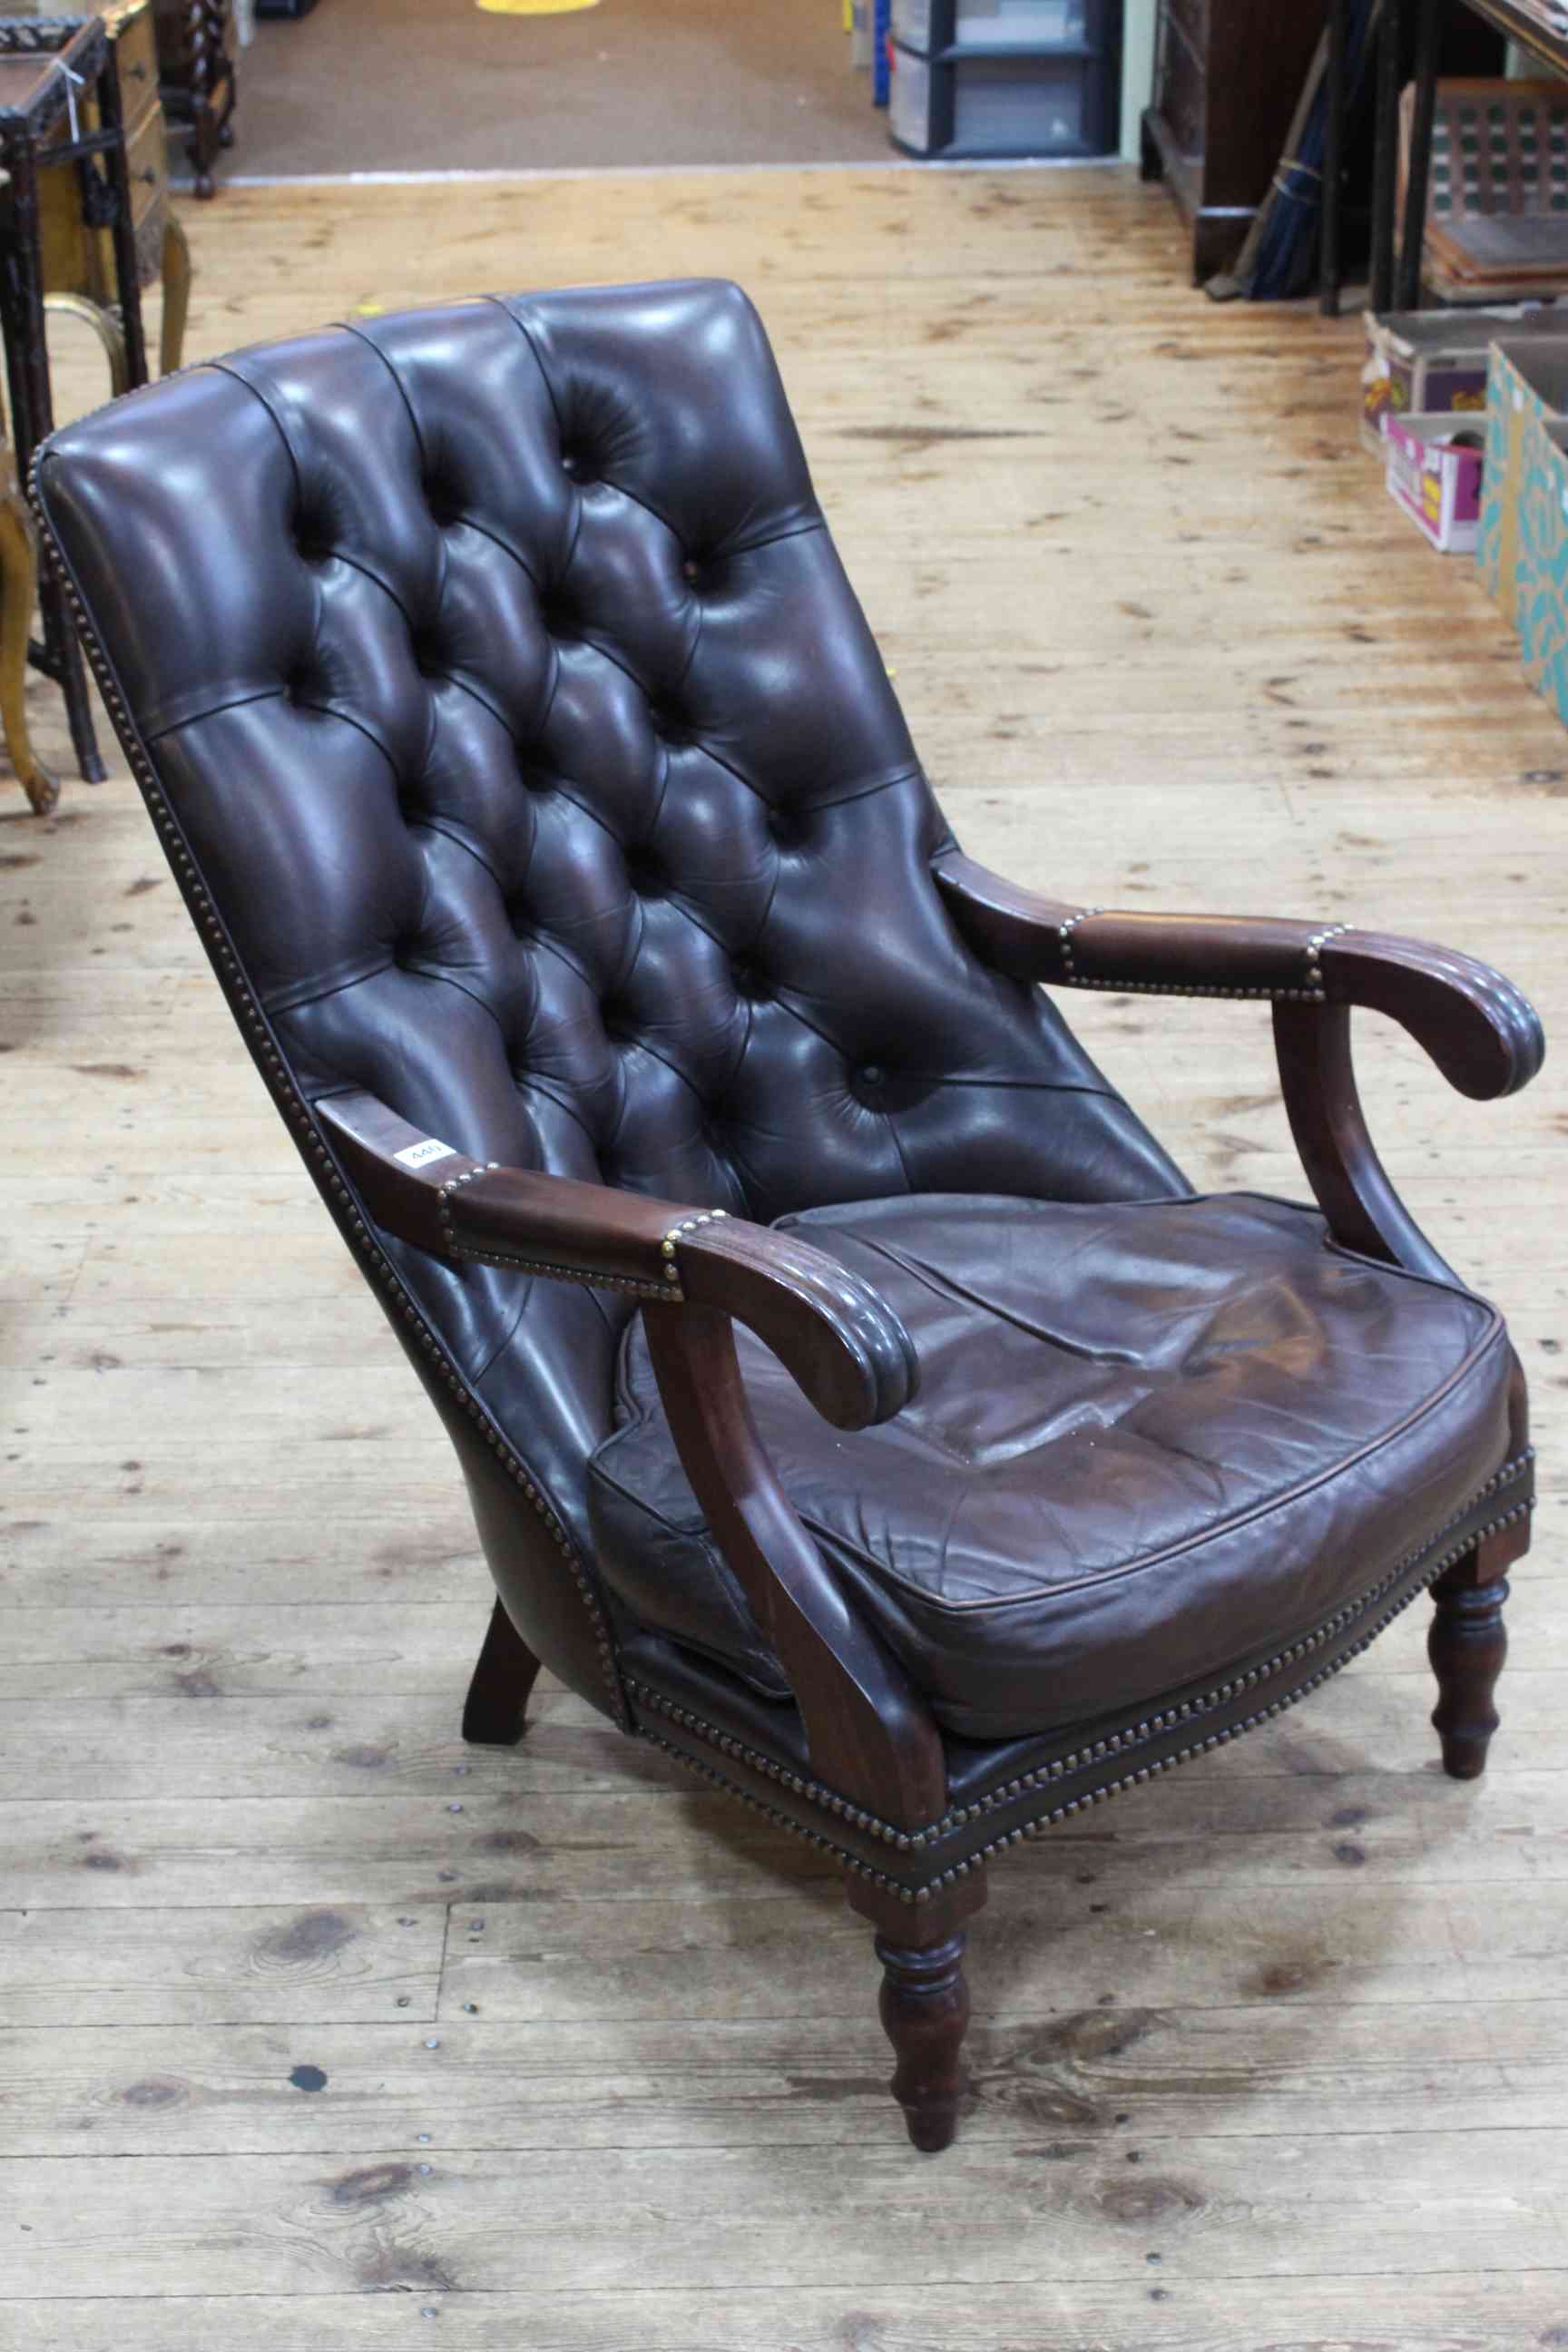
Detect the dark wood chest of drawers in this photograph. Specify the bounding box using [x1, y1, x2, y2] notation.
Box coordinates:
[1141, 0, 1328, 283]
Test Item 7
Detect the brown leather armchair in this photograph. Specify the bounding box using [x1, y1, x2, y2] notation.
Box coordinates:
[32, 281, 1542, 2152]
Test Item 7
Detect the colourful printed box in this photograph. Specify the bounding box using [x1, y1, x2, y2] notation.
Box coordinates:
[1514, 410, 1568, 730]
[1475, 336, 1568, 618]
[1384, 414, 1485, 553]
[1359, 306, 1563, 457]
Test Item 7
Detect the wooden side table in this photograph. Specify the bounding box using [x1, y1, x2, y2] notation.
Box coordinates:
[154, 0, 235, 198]
[0, 165, 54, 814]
[39, 0, 192, 383]
[0, 15, 150, 783]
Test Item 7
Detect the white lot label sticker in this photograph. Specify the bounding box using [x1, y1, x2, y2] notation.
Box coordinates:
[395, 1138, 457, 1169]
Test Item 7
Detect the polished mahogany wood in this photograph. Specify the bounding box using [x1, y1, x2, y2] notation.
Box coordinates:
[1428, 1514, 1532, 1779]
[461, 1594, 544, 1748]
[934, 852, 1544, 1100]
[1429, 1569, 1508, 1781]
[876, 1931, 971, 2153]
[1272, 1001, 1456, 1282]
[642, 1302, 946, 1828]
[316, 1089, 915, 1434]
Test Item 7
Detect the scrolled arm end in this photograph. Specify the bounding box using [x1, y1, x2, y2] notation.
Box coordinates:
[675, 1218, 917, 1431]
[314, 1090, 915, 1432]
[1324, 933, 1544, 1102]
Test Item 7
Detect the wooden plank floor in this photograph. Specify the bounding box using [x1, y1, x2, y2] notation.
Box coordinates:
[4, 163, 1567, 2345]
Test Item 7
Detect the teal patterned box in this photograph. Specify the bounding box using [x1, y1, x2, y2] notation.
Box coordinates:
[1514, 408, 1568, 728]
[1477, 338, 1568, 622]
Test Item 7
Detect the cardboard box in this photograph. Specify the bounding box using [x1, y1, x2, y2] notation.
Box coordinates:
[1475, 335, 1568, 617]
[1384, 413, 1485, 552]
[1513, 412, 1568, 728]
[1361, 305, 1563, 457]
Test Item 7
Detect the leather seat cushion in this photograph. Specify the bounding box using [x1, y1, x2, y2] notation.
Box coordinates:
[587, 1192, 1513, 1741]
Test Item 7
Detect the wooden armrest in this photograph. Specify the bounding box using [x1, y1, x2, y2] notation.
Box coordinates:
[315, 1089, 916, 1433]
[934, 851, 1544, 1101]
[317, 1088, 945, 1824]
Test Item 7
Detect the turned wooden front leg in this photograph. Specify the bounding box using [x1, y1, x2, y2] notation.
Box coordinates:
[1429, 1517, 1528, 1780]
[876, 1930, 971, 2153]
[1429, 1570, 1508, 1781]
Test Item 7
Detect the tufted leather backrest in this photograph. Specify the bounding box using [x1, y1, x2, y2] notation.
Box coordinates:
[37, 280, 1183, 1575]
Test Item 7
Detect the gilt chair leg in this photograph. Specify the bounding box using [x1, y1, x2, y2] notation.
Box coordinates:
[1428, 1517, 1526, 1779]
[461, 1595, 542, 1746]
[875, 1929, 972, 2152]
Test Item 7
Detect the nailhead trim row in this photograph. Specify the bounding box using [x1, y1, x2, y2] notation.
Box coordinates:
[635, 1491, 1534, 1901]
[1054, 910, 1352, 1003]
[432, 1152, 691, 1299]
[661, 1207, 728, 1285]
[1056, 905, 1103, 978]
[1304, 921, 1350, 995]
[25, 460, 634, 1733]
[635, 1725, 932, 1903]
[436, 1161, 501, 1234]
[1071, 978, 1328, 1001]
[447, 1241, 680, 1303]
[628, 1456, 1533, 1849]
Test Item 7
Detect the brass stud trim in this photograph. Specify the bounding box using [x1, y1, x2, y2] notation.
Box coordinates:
[626, 1457, 1533, 1849]
[24, 452, 633, 1732]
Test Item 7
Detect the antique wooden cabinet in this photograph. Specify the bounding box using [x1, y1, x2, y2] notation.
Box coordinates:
[1141, 0, 1328, 282]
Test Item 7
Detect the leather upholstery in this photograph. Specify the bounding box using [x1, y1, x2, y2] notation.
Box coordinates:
[35, 280, 1185, 1641]
[593, 1191, 1513, 1739]
[32, 279, 1528, 1798]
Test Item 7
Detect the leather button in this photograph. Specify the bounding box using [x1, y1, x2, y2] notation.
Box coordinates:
[410, 632, 445, 678]
[861, 1063, 886, 1087]
[624, 851, 666, 900]
[732, 960, 770, 1000]
[559, 447, 595, 485]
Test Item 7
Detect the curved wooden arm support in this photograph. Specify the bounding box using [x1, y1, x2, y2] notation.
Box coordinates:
[316, 1090, 916, 1433]
[643, 1303, 947, 1828]
[933, 852, 1544, 1100]
[936, 849, 1544, 1277]
[1271, 1002, 1457, 1282]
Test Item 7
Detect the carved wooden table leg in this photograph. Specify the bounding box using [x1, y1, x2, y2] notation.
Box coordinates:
[160, 210, 191, 376]
[1429, 1515, 1528, 1779]
[875, 1929, 972, 2152]
[0, 476, 56, 814]
[461, 1593, 542, 1746]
